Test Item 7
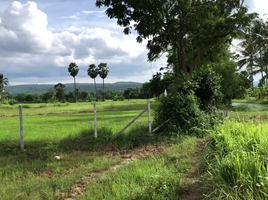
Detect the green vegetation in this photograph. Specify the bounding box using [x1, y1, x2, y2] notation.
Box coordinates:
[68, 62, 79, 102]
[80, 136, 197, 200]
[233, 97, 268, 104]
[0, 100, 200, 200]
[3, 0, 268, 199]
[203, 106, 268, 199]
[4, 82, 143, 96]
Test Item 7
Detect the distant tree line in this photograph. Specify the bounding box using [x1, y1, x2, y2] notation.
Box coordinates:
[1, 77, 174, 104]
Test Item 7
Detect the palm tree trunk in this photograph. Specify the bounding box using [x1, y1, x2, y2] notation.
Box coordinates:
[94, 78, 98, 102]
[103, 78, 105, 101]
[266, 66, 268, 86]
[74, 76, 77, 102]
[250, 58, 254, 90]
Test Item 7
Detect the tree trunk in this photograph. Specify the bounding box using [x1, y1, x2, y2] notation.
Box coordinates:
[250, 58, 254, 90]
[266, 66, 268, 86]
[176, 42, 188, 74]
[94, 78, 98, 102]
[74, 76, 77, 102]
[103, 78, 105, 101]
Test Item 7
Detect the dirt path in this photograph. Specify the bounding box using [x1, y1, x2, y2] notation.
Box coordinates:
[57, 138, 206, 200]
[180, 138, 206, 200]
[60, 144, 165, 200]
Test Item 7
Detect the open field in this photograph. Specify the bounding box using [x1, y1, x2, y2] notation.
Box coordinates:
[2, 100, 268, 199]
[0, 99, 157, 116]
[232, 97, 268, 104]
[0, 100, 201, 199]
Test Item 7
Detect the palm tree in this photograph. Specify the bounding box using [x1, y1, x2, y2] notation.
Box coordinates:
[68, 63, 79, 102]
[88, 64, 99, 101]
[98, 63, 109, 101]
[0, 73, 9, 102]
[237, 21, 260, 90]
[255, 51, 268, 85]
[251, 19, 268, 52]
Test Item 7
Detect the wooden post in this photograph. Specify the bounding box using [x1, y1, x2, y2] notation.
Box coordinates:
[94, 101, 97, 139]
[19, 104, 24, 150]
[112, 107, 148, 139]
[147, 99, 152, 134]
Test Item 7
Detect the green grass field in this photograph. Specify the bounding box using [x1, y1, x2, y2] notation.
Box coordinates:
[0, 100, 199, 200]
[3, 100, 268, 199]
[232, 97, 268, 104]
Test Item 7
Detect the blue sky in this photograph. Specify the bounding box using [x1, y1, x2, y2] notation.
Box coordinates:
[0, 0, 266, 85]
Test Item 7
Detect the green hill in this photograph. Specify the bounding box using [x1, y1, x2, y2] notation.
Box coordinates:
[5, 82, 143, 96]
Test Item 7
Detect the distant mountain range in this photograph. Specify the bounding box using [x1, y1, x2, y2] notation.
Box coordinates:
[5, 82, 143, 96]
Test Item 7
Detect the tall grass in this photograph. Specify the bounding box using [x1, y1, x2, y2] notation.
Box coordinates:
[204, 120, 268, 199]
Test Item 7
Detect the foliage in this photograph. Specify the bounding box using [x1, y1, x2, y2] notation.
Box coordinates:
[68, 62, 79, 102]
[98, 62, 109, 101]
[209, 60, 251, 104]
[237, 18, 268, 89]
[5, 82, 143, 97]
[154, 73, 223, 136]
[149, 72, 164, 98]
[96, 0, 255, 76]
[54, 83, 66, 101]
[0, 73, 9, 102]
[193, 68, 222, 110]
[88, 64, 99, 101]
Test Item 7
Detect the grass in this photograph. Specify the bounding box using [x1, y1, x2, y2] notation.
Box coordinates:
[0, 99, 200, 200]
[232, 97, 268, 104]
[79, 136, 197, 200]
[0, 99, 158, 116]
[204, 110, 268, 199]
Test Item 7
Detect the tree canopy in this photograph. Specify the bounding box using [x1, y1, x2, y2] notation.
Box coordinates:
[96, 0, 256, 75]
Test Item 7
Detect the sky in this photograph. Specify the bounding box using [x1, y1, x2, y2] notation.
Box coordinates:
[0, 0, 267, 86]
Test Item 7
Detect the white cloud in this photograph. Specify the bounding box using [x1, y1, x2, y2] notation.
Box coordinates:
[82, 10, 105, 14]
[0, 1, 164, 85]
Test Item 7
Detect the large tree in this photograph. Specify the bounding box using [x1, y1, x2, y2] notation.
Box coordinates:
[68, 62, 79, 102]
[96, 0, 255, 78]
[54, 83, 66, 101]
[88, 64, 99, 101]
[98, 63, 109, 101]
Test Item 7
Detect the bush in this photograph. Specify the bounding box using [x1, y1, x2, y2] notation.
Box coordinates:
[22, 104, 31, 108]
[8, 99, 17, 105]
[154, 72, 223, 137]
[193, 69, 222, 110]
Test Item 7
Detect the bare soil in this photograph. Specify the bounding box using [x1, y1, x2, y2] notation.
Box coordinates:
[179, 138, 206, 200]
[58, 144, 165, 200]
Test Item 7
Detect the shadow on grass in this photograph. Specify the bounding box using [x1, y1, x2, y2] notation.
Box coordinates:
[58, 125, 164, 152]
[0, 124, 167, 162]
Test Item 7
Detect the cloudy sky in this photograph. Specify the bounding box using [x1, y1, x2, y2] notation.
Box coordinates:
[0, 0, 266, 85]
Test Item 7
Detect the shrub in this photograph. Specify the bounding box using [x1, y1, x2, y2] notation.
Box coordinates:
[193, 69, 222, 110]
[22, 104, 31, 108]
[8, 99, 17, 105]
[154, 72, 223, 137]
